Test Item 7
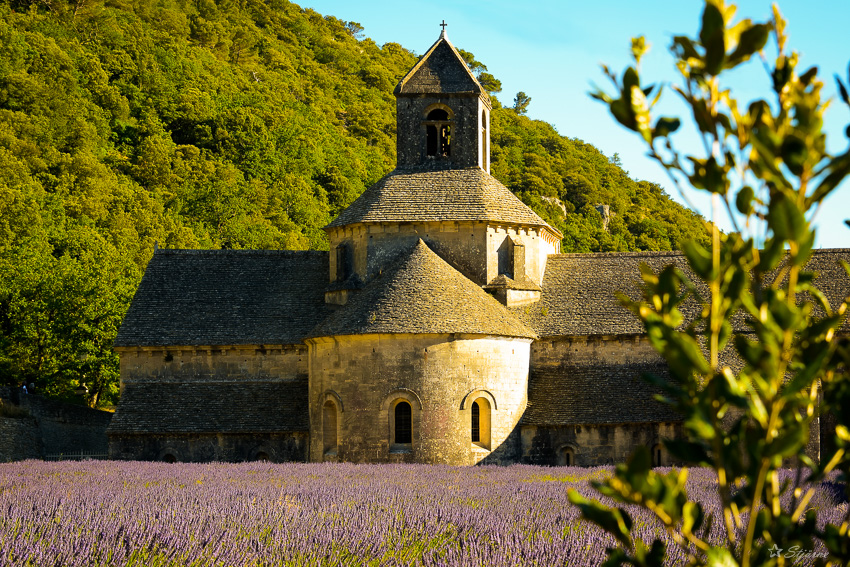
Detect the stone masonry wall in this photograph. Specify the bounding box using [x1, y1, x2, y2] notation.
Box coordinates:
[485, 225, 559, 286]
[307, 333, 531, 465]
[329, 222, 489, 286]
[327, 221, 558, 289]
[117, 345, 307, 383]
[521, 422, 683, 466]
[0, 417, 43, 462]
[16, 395, 112, 455]
[109, 432, 308, 463]
[531, 335, 663, 370]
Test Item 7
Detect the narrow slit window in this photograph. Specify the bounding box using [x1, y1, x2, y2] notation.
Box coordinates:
[471, 401, 480, 443]
[653, 444, 663, 467]
[323, 400, 338, 455]
[481, 109, 488, 169]
[336, 244, 351, 282]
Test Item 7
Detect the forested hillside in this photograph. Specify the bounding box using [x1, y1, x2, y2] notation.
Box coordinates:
[0, 0, 709, 406]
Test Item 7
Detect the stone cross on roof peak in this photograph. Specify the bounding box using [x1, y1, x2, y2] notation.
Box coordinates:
[440, 20, 447, 38]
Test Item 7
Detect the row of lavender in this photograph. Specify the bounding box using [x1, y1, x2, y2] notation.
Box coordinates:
[0, 461, 844, 566]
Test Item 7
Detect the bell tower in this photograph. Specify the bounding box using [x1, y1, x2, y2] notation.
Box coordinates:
[394, 26, 492, 172]
[324, 25, 562, 307]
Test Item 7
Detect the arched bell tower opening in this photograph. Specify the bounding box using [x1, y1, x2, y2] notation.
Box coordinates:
[423, 105, 453, 158]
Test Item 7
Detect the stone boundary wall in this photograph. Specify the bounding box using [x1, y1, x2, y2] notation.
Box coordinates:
[0, 417, 43, 462]
[0, 387, 112, 460]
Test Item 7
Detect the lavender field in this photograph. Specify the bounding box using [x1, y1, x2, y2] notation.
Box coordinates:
[0, 461, 844, 566]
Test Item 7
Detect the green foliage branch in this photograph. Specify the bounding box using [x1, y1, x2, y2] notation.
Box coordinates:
[569, 1, 850, 565]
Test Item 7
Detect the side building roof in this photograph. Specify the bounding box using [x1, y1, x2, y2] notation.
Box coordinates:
[308, 239, 536, 339]
[804, 249, 850, 320]
[522, 362, 681, 426]
[107, 379, 308, 434]
[327, 169, 560, 238]
[114, 249, 330, 347]
[516, 249, 850, 338]
[515, 251, 697, 337]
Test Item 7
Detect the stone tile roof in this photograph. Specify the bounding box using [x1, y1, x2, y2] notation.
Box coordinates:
[484, 274, 542, 292]
[327, 169, 559, 236]
[308, 240, 536, 339]
[395, 32, 486, 97]
[523, 362, 681, 426]
[107, 379, 308, 434]
[514, 251, 695, 337]
[800, 249, 850, 320]
[516, 249, 850, 338]
[114, 249, 330, 347]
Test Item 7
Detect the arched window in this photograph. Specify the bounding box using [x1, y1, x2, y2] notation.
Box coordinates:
[383, 389, 420, 454]
[471, 397, 491, 449]
[424, 108, 452, 157]
[163, 453, 176, 464]
[255, 451, 269, 462]
[323, 400, 338, 456]
[558, 447, 575, 467]
[394, 401, 412, 444]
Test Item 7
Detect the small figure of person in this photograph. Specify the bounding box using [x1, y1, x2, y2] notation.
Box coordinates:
[22, 384, 28, 394]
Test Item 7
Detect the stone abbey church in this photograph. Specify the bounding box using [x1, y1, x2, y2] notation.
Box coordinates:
[109, 31, 850, 466]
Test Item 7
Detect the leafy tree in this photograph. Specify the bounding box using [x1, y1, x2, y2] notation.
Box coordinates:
[477, 72, 502, 95]
[513, 91, 531, 115]
[570, 1, 850, 565]
[458, 48, 502, 94]
[457, 48, 487, 76]
[344, 21, 363, 39]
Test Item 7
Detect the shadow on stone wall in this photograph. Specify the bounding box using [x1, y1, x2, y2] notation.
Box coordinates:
[108, 432, 309, 463]
[478, 422, 523, 465]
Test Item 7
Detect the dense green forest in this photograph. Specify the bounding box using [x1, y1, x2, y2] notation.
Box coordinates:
[0, 0, 709, 407]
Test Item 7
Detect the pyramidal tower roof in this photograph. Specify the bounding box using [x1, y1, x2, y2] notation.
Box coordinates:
[308, 240, 536, 339]
[327, 169, 553, 229]
[394, 28, 488, 98]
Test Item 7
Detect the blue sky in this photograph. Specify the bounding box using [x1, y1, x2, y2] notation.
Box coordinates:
[303, 1, 850, 248]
